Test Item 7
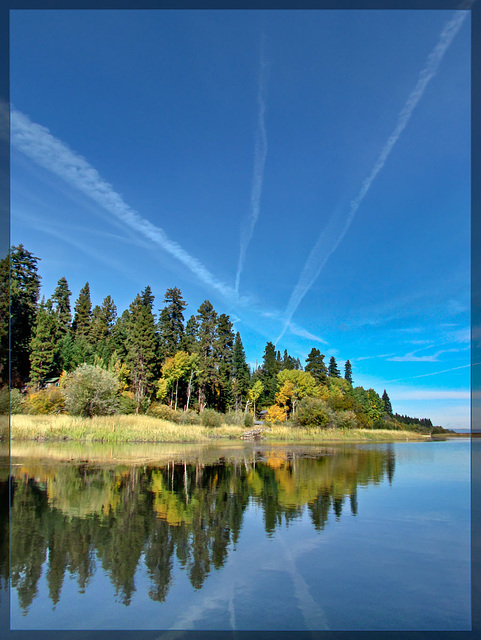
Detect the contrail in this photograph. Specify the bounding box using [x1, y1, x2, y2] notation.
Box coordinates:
[10, 109, 238, 302]
[235, 36, 269, 296]
[275, 8, 469, 346]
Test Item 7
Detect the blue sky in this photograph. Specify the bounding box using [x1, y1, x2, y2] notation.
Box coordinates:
[9, 9, 470, 428]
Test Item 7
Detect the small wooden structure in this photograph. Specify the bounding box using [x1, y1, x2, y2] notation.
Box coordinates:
[241, 427, 270, 440]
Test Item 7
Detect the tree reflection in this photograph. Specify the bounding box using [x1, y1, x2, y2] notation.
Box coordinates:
[7, 446, 395, 613]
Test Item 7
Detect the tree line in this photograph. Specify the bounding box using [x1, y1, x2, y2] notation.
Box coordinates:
[0, 244, 440, 432]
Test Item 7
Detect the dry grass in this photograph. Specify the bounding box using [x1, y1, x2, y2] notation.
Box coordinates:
[8, 414, 428, 444]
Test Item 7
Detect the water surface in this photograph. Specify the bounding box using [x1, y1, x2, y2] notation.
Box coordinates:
[4, 439, 470, 631]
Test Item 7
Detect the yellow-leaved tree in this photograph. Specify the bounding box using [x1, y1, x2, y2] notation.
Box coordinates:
[275, 369, 319, 417]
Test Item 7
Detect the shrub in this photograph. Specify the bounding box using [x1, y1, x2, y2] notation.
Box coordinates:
[10, 389, 24, 414]
[200, 408, 222, 428]
[224, 410, 245, 426]
[0, 387, 24, 414]
[63, 364, 119, 418]
[243, 412, 254, 428]
[178, 409, 200, 425]
[335, 410, 358, 429]
[0, 387, 8, 414]
[117, 393, 137, 415]
[148, 403, 180, 423]
[294, 397, 331, 428]
[24, 387, 66, 415]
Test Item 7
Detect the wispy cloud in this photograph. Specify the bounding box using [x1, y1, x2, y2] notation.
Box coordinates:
[389, 388, 470, 401]
[275, 9, 469, 345]
[235, 36, 269, 295]
[356, 353, 396, 362]
[387, 346, 470, 362]
[11, 108, 241, 303]
[288, 322, 327, 344]
[385, 362, 477, 384]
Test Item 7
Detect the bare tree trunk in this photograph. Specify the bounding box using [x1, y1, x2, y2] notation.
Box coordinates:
[186, 370, 194, 410]
[175, 378, 179, 411]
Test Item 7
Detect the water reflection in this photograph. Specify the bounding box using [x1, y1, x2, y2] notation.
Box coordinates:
[6, 446, 395, 613]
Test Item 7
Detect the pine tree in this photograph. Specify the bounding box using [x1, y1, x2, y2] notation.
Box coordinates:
[382, 390, 393, 415]
[328, 356, 341, 378]
[158, 287, 187, 359]
[9, 245, 41, 385]
[259, 341, 280, 406]
[72, 283, 92, 338]
[305, 348, 327, 384]
[215, 313, 235, 411]
[141, 285, 155, 312]
[196, 301, 218, 410]
[126, 294, 158, 412]
[282, 349, 295, 370]
[0, 254, 9, 385]
[29, 301, 57, 388]
[90, 295, 117, 361]
[181, 314, 199, 354]
[344, 360, 353, 385]
[232, 332, 250, 412]
[51, 276, 72, 339]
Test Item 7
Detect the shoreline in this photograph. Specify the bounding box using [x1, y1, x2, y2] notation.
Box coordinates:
[6, 413, 432, 445]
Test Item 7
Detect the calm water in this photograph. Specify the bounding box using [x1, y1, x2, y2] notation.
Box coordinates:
[3, 439, 471, 631]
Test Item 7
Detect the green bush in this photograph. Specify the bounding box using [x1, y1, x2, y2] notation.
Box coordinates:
[148, 402, 180, 423]
[335, 410, 358, 429]
[0, 387, 24, 414]
[243, 412, 254, 428]
[117, 394, 137, 415]
[25, 387, 66, 415]
[295, 397, 332, 428]
[200, 408, 222, 428]
[63, 364, 119, 418]
[178, 409, 200, 425]
[224, 410, 245, 426]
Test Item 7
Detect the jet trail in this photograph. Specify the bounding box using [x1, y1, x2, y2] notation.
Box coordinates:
[10, 108, 237, 302]
[275, 9, 469, 346]
[235, 37, 269, 296]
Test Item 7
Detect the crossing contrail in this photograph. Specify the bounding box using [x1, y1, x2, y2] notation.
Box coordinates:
[275, 8, 469, 346]
[235, 36, 269, 296]
[10, 108, 238, 302]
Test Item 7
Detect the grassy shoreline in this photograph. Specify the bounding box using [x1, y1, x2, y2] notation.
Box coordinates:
[7, 414, 429, 444]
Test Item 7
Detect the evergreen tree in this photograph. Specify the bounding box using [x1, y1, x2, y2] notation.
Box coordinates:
[282, 349, 295, 370]
[141, 286, 155, 312]
[90, 296, 117, 362]
[305, 348, 327, 384]
[259, 341, 280, 406]
[231, 332, 250, 411]
[51, 277, 71, 339]
[181, 315, 199, 354]
[0, 254, 9, 385]
[29, 301, 57, 388]
[9, 245, 41, 385]
[72, 283, 92, 338]
[328, 356, 341, 378]
[111, 309, 130, 363]
[126, 294, 158, 412]
[382, 390, 393, 415]
[158, 287, 187, 359]
[215, 314, 235, 411]
[344, 359, 353, 385]
[196, 301, 218, 410]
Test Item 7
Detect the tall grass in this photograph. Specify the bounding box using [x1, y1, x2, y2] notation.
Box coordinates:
[9, 414, 427, 444]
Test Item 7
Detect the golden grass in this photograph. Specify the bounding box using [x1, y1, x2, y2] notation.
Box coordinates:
[8, 414, 428, 444]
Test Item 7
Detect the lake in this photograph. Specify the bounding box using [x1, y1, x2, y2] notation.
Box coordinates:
[3, 438, 471, 631]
